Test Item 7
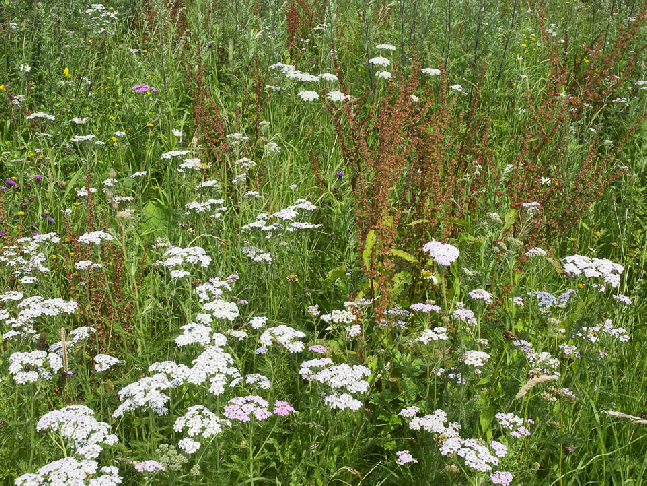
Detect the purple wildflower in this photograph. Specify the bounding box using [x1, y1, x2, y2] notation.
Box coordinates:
[273, 401, 296, 416]
[5, 179, 15, 186]
[34, 175, 43, 182]
[336, 172, 344, 177]
[308, 345, 327, 354]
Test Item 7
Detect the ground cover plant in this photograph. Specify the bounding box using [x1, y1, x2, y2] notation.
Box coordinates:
[1, 0, 647, 484]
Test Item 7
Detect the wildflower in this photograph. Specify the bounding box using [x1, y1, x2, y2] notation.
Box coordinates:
[396, 450, 418, 465]
[525, 247, 547, 257]
[298, 90, 319, 101]
[422, 68, 441, 76]
[449, 84, 463, 92]
[369, 56, 390, 66]
[135, 461, 165, 472]
[522, 201, 541, 214]
[399, 406, 420, 418]
[34, 175, 43, 182]
[495, 412, 534, 437]
[490, 471, 514, 485]
[376, 43, 396, 50]
[422, 240, 459, 266]
[376, 71, 392, 79]
[308, 344, 327, 354]
[327, 90, 350, 102]
[20, 64, 31, 72]
[94, 354, 119, 372]
[463, 350, 490, 367]
[416, 327, 449, 343]
[469, 288, 493, 304]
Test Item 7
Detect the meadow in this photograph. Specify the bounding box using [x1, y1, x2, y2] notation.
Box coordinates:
[1, 0, 647, 484]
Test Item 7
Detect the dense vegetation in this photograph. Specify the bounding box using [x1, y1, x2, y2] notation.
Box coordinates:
[1, 0, 646, 484]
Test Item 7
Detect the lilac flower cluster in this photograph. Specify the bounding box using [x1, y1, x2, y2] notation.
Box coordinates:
[410, 303, 441, 313]
[132, 84, 158, 93]
[223, 396, 295, 422]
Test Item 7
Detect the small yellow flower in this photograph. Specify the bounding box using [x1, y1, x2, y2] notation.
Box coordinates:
[50, 254, 57, 259]
[0, 85, 4, 90]
[64, 237, 71, 242]
[114, 103, 119, 107]
[577, 283, 584, 289]
[111, 137, 117, 142]
[17, 211, 25, 216]
[569, 237, 576, 242]
[146, 91, 151, 95]
[69, 252, 75, 256]
[74, 202, 80, 206]
[286, 274, 298, 282]
[584, 58, 589, 63]
[109, 115, 115, 120]
[64, 67, 71, 78]
[611, 242, 618, 247]
[147, 123, 154, 127]
[595, 231, 602, 237]
[88, 39, 92, 44]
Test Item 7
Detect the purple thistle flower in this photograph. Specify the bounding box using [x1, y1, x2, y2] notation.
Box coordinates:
[5, 179, 16, 186]
[336, 172, 344, 178]
[34, 175, 43, 182]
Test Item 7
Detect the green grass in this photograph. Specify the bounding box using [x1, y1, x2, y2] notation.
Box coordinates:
[0, 0, 646, 484]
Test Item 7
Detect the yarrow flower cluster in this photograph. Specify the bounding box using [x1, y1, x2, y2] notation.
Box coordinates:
[223, 396, 295, 422]
[135, 461, 165, 473]
[452, 308, 477, 326]
[36, 405, 119, 459]
[462, 350, 490, 367]
[396, 450, 418, 465]
[422, 240, 460, 266]
[94, 354, 119, 372]
[416, 327, 449, 344]
[173, 405, 230, 451]
[78, 231, 114, 245]
[259, 325, 306, 352]
[495, 412, 534, 438]
[300, 360, 371, 411]
[9, 350, 63, 384]
[15, 459, 122, 486]
[469, 288, 493, 304]
[410, 303, 441, 313]
[562, 255, 624, 288]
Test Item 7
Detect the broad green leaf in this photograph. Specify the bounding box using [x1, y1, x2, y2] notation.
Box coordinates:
[390, 249, 418, 263]
[325, 265, 347, 281]
[503, 209, 517, 232]
[363, 230, 377, 270]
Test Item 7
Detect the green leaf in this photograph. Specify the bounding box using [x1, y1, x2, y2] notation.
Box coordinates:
[480, 405, 495, 433]
[390, 249, 418, 263]
[406, 219, 429, 226]
[325, 265, 347, 281]
[363, 229, 377, 270]
[503, 209, 517, 232]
